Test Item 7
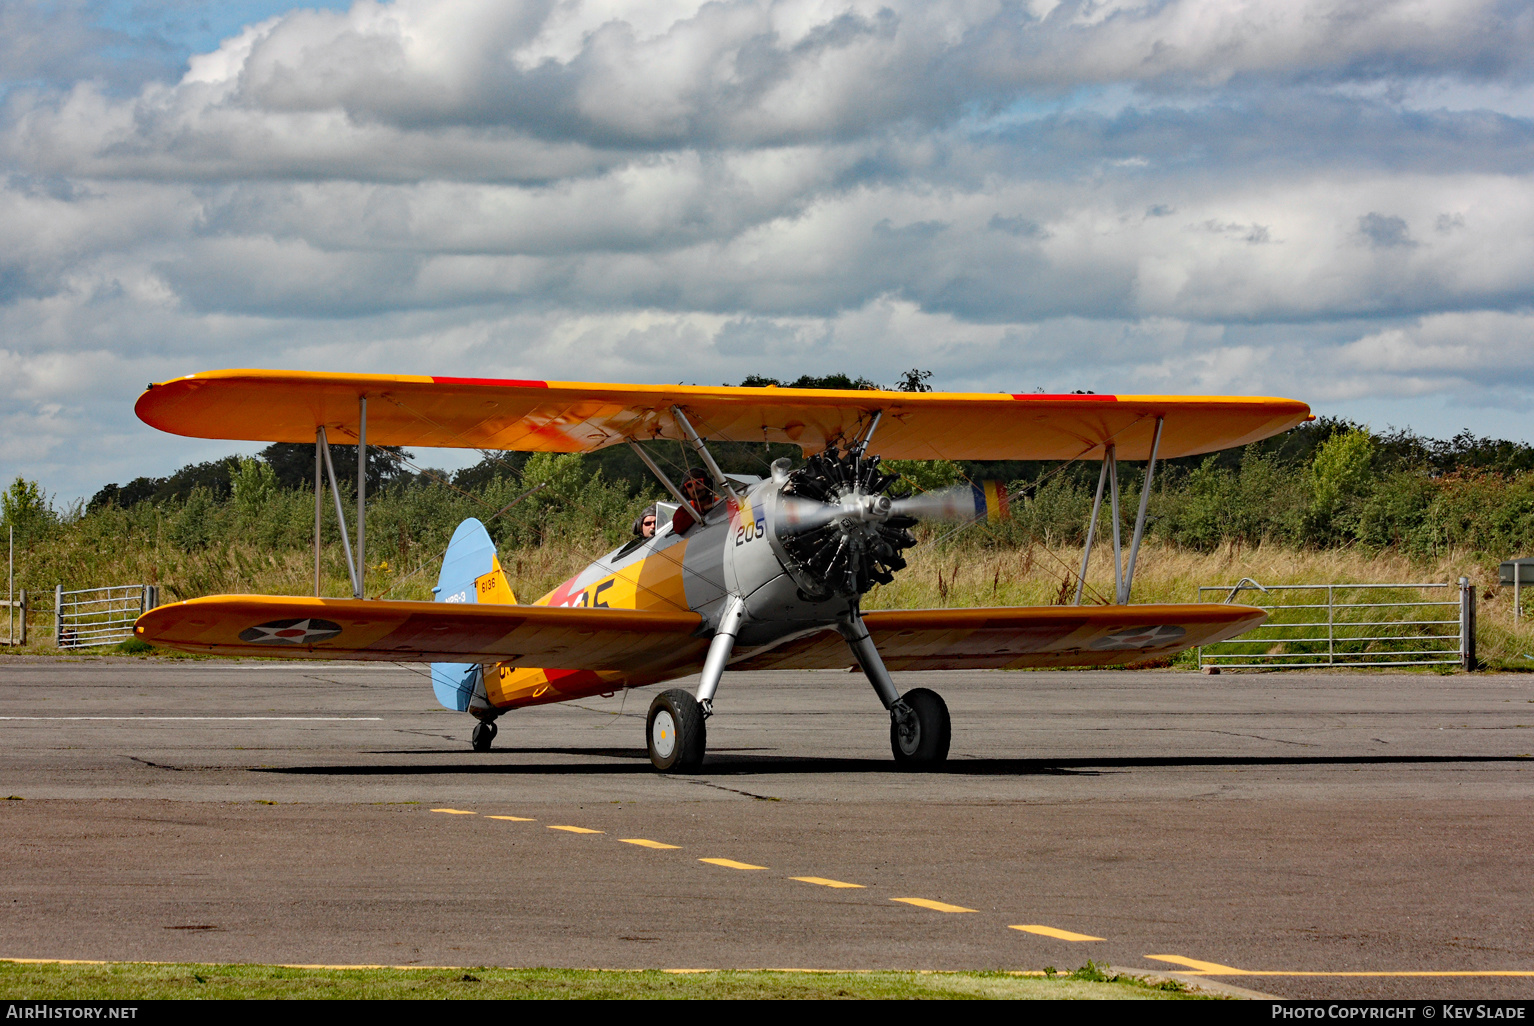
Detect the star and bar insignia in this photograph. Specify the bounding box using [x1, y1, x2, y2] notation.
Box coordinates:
[238, 617, 344, 645]
[1090, 624, 1188, 651]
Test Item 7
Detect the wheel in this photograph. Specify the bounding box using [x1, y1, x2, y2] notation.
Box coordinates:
[471, 720, 497, 753]
[889, 687, 950, 767]
[646, 689, 707, 772]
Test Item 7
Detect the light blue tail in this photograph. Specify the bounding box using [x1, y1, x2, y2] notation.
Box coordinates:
[430, 518, 500, 711]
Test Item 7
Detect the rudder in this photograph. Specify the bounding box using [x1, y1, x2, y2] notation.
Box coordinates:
[430, 518, 517, 711]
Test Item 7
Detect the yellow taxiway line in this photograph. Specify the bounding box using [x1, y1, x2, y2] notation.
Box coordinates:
[700, 858, 768, 870]
[891, 897, 977, 913]
[1148, 956, 1534, 977]
[424, 805, 1534, 981]
[1011, 925, 1104, 942]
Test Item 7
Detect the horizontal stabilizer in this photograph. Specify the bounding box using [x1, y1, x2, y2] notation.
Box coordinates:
[733, 604, 1265, 671]
[134, 595, 704, 666]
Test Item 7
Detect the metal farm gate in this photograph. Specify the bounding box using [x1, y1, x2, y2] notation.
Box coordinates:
[1196, 578, 1475, 671]
[53, 584, 159, 649]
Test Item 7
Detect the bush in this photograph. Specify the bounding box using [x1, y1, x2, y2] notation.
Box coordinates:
[1306, 428, 1376, 543]
[1, 477, 55, 546]
[171, 487, 217, 552]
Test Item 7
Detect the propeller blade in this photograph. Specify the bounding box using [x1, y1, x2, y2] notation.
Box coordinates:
[776, 494, 843, 533]
[888, 482, 1011, 523]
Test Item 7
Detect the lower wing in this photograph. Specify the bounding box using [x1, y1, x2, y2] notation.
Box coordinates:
[732, 604, 1265, 671]
[134, 595, 705, 667]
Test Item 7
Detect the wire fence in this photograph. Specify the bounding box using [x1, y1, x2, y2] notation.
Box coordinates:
[1195, 579, 1473, 670]
[54, 585, 159, 650]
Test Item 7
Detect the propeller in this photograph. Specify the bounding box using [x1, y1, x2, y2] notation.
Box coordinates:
[888, 484, 994, 523]
[771, 448, 1013, 601]
[777, 483, 997, 534]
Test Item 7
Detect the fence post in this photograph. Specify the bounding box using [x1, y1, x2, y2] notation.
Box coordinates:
[1327, 585, 1335, 665]
[54, 584, 63, 648]
[1459, 576, 1477, 671]
[18, 589, 25, 646]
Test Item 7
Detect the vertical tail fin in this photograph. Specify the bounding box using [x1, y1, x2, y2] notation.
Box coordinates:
[430, 518, 517, 711]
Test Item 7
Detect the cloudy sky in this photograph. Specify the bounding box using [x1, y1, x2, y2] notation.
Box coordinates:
[4, 0, 1534, 501]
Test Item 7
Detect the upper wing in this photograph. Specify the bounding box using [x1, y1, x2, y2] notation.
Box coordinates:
[731, 604, 1265, 671]
[135, 595, 706, 666]
[135, 369, 1310, 461]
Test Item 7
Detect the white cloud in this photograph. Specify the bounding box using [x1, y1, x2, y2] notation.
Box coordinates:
[4, 0, 1534, 500]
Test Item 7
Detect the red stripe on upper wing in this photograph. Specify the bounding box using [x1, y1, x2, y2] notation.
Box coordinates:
[431, 376, 549, 388]
[1009, 394, 1118, 401]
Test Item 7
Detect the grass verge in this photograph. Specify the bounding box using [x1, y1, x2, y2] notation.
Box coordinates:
[0, 960, 1207, 1000]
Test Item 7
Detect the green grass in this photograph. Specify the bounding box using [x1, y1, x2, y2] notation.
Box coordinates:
[0, 960, 1207, 1000]
[10, 531, 1531, 671]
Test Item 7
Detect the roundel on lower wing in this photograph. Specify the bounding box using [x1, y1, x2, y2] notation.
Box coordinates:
[238, 617, 344, 645]
[1089, 624, 1187, 651]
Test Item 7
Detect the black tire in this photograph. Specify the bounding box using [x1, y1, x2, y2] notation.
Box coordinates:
[890, 687, 950, 767]
[647, 689, 707, 772]
[470, 720, 497, 753]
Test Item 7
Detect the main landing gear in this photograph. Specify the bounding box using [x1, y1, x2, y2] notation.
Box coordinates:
[639, 599, 951, 772]
[470, 719, 498, 753]
[838, 609, 950, 769]
[889, 687, 950, 766]
[647, 689, 707, 772]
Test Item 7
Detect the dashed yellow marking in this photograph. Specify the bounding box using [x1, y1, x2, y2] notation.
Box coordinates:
[430, 808, 477, 815]
[790, 876, 865, 889]
[620, 838, 681, 850]
[487, 816, 535, 822]
[1010, 925, 1105, 942]
[1147, 956, 1247, 974]
[699, 858, 768, 870]
[548, 825, 603, 834]
[891, 897, 977, 914]
[1145, 956, 1534, 977]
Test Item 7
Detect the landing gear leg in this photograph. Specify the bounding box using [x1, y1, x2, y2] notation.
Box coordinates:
[644, 595, 745, 772]
[470, 719, 498, 753]
[837, 608, 950, 768]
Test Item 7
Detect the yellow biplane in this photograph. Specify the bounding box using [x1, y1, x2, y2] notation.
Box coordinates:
[133, 371, 1309, 771]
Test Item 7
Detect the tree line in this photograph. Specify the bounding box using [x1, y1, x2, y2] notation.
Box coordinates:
[5, 371, 1534, 564]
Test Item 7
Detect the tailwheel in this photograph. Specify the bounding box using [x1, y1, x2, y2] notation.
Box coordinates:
[470, 720, 498, 753]
[890, 687, 950, 768]
[647, 689, 707, 773]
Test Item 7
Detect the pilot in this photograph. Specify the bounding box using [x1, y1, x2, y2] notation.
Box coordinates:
[681, 468, 718, 516]
[632, 505, 657, 539]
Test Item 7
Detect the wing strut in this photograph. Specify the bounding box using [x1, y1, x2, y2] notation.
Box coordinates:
[626, 441, 704, 522]
[357, 396, 367, 599]
[313, 432, 323, 595]
[1070, 415, 1164, 606]
[1074, 444, 1112, 605]
[316, 425, 361, 598]
[671, 405, 740, 502]
[308, 394, 371, 600]
[1118, 415, 1163, 603]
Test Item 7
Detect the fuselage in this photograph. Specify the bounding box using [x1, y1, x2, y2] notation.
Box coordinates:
[484, 477, 853, 711]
